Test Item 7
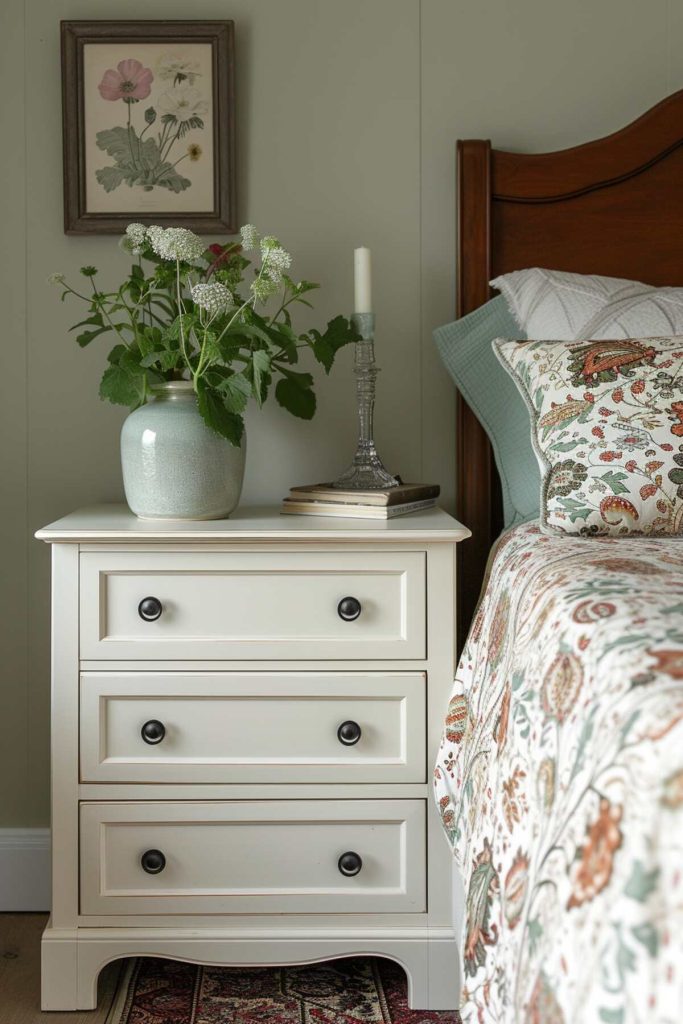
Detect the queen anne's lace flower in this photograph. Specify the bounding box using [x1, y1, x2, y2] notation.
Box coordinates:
[47, 272, 65, 285]
[191, 282, 234, 316]
[251, 277, 279, 303]
[146, 225, 165, 249]
[262, 245, 292, 284]
[149, 227, 205, 263]
[119, 235, 142, 256]
[124, 223, 147, 252]
[240, 224, 258, 251]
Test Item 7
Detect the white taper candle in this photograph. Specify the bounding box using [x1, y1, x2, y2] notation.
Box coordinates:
[354, 247, 372, 314]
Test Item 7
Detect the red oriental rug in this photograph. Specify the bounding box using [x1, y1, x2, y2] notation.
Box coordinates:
[107, 956, 462, 1024]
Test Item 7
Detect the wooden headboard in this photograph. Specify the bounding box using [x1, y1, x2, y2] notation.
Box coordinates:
[455, 88, 683, 642]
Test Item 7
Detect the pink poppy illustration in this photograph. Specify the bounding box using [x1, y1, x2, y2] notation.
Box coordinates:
[98, 59, 153, 102]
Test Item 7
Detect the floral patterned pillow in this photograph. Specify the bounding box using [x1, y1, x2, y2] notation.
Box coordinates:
[494, 336, 683, 536]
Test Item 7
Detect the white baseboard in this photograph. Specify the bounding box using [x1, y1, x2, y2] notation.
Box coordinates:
[0, 828, 51, 911]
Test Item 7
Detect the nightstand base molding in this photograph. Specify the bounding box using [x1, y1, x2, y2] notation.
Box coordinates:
[41, 922, 462, 1012]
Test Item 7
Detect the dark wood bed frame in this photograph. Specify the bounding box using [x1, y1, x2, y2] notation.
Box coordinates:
[455, 88, 683, 642]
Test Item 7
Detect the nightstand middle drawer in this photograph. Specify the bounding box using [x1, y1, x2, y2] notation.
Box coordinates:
[80, 671, 426, 783]
[79, 550, 426, 660]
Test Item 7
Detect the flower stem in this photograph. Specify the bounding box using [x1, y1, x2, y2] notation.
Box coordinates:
[125, 102, 138, 170]
[89, 279, 131, 348]
[176, 261, 191, 375]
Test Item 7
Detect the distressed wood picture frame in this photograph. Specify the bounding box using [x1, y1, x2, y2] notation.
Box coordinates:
[61, 20, 236, 235]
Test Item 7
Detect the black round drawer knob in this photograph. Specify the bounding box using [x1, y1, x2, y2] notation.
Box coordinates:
[138, 596, 163, 622]
[141, 720, 166, 745]
[337, 720, 362, 746]
[338, 851, 363, 877]
[140, 849, 166, 875]
[337, 596, 361, 622]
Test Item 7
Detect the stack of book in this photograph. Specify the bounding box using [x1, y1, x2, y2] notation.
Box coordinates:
[281, 482, 440, 519]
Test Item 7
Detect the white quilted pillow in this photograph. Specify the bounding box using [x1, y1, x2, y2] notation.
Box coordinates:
[491, 268, 683, 341]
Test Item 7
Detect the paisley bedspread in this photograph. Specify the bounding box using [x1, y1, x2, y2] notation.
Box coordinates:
[434, 522, 683, 1024]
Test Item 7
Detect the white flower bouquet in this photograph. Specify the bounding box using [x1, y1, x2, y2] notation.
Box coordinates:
[50, 224, 358, 443]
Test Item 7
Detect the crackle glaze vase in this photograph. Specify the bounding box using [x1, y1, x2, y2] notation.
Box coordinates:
[121, 381, 246, 520]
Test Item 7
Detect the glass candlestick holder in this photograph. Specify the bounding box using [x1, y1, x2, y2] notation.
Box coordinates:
[331, 312, 400, 490]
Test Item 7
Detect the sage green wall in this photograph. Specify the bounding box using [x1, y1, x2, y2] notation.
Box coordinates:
[1, 0, 681, 827]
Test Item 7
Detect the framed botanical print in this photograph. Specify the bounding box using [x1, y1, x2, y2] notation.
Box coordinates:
[61, 21, 236, 235]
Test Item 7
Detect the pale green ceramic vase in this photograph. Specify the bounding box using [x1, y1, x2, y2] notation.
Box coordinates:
[121, 381, 246, 520]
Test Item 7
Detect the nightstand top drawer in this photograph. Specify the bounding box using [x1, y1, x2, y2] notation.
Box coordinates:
[80, 799, 426, 916]
[79, 550, 426, 661]
[80, 671, 426, 784]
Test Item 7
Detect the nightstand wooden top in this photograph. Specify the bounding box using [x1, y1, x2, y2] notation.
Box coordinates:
[36, 504, 471, 544]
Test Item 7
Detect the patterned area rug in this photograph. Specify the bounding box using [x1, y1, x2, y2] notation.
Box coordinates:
[107, 956, 462, 1024]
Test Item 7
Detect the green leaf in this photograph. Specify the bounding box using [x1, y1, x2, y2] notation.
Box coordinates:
[175, 116, 204, 139]
[140, 350, 182, 372]
[624, 862, 660, 902]
[153, 161, 192, 194]
[631, 922, 659, 957]
[527, 917, 543, 956]
[569, 706, 598, 782]
[616, 934, 637, 980]
[265, 321, 298, 359]
[166, 314, 196, 342]
[557, 496, 586, 509]
[136, 328, 159, 359]
[217, 338, 244, 365]
[549, 440, 579, 452]
[278, 369, 314, 389]
[199, 330, 222, 366]
[99, 363, 144, 408]
[250, 349, 272, 405]
[69, 314, 104, 332]
[600, 470, 629, 495]
[107, 344, 127, 365]
[599, 1009, 625, 1024]
[95, 165, 128, 192]
[309, 315, 358, 373]
[75, 326, 109, 348]
[195, 379, 244, 445]
[94, 128, 191, 194]
[216, 372, 251, 414]
[275, 377, 316, 420]
[224, 320, 273, 347]
[96, 126, 138, 162]
[293, 278, 320, 297]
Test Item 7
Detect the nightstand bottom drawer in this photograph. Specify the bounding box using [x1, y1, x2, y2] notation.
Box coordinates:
[80, 800, 426, 916]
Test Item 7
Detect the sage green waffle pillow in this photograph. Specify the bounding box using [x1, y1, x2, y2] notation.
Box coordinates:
[434, 296, 539, 528]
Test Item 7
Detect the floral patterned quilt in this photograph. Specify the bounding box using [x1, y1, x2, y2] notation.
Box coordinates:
[434, 523, 683, 1023]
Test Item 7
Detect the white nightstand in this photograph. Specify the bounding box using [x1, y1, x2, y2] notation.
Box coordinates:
[36, 504, 470, 1011]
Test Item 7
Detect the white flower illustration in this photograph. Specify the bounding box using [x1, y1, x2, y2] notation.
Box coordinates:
[155, 52, 201, 85]
[157, 83, 208, 124]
